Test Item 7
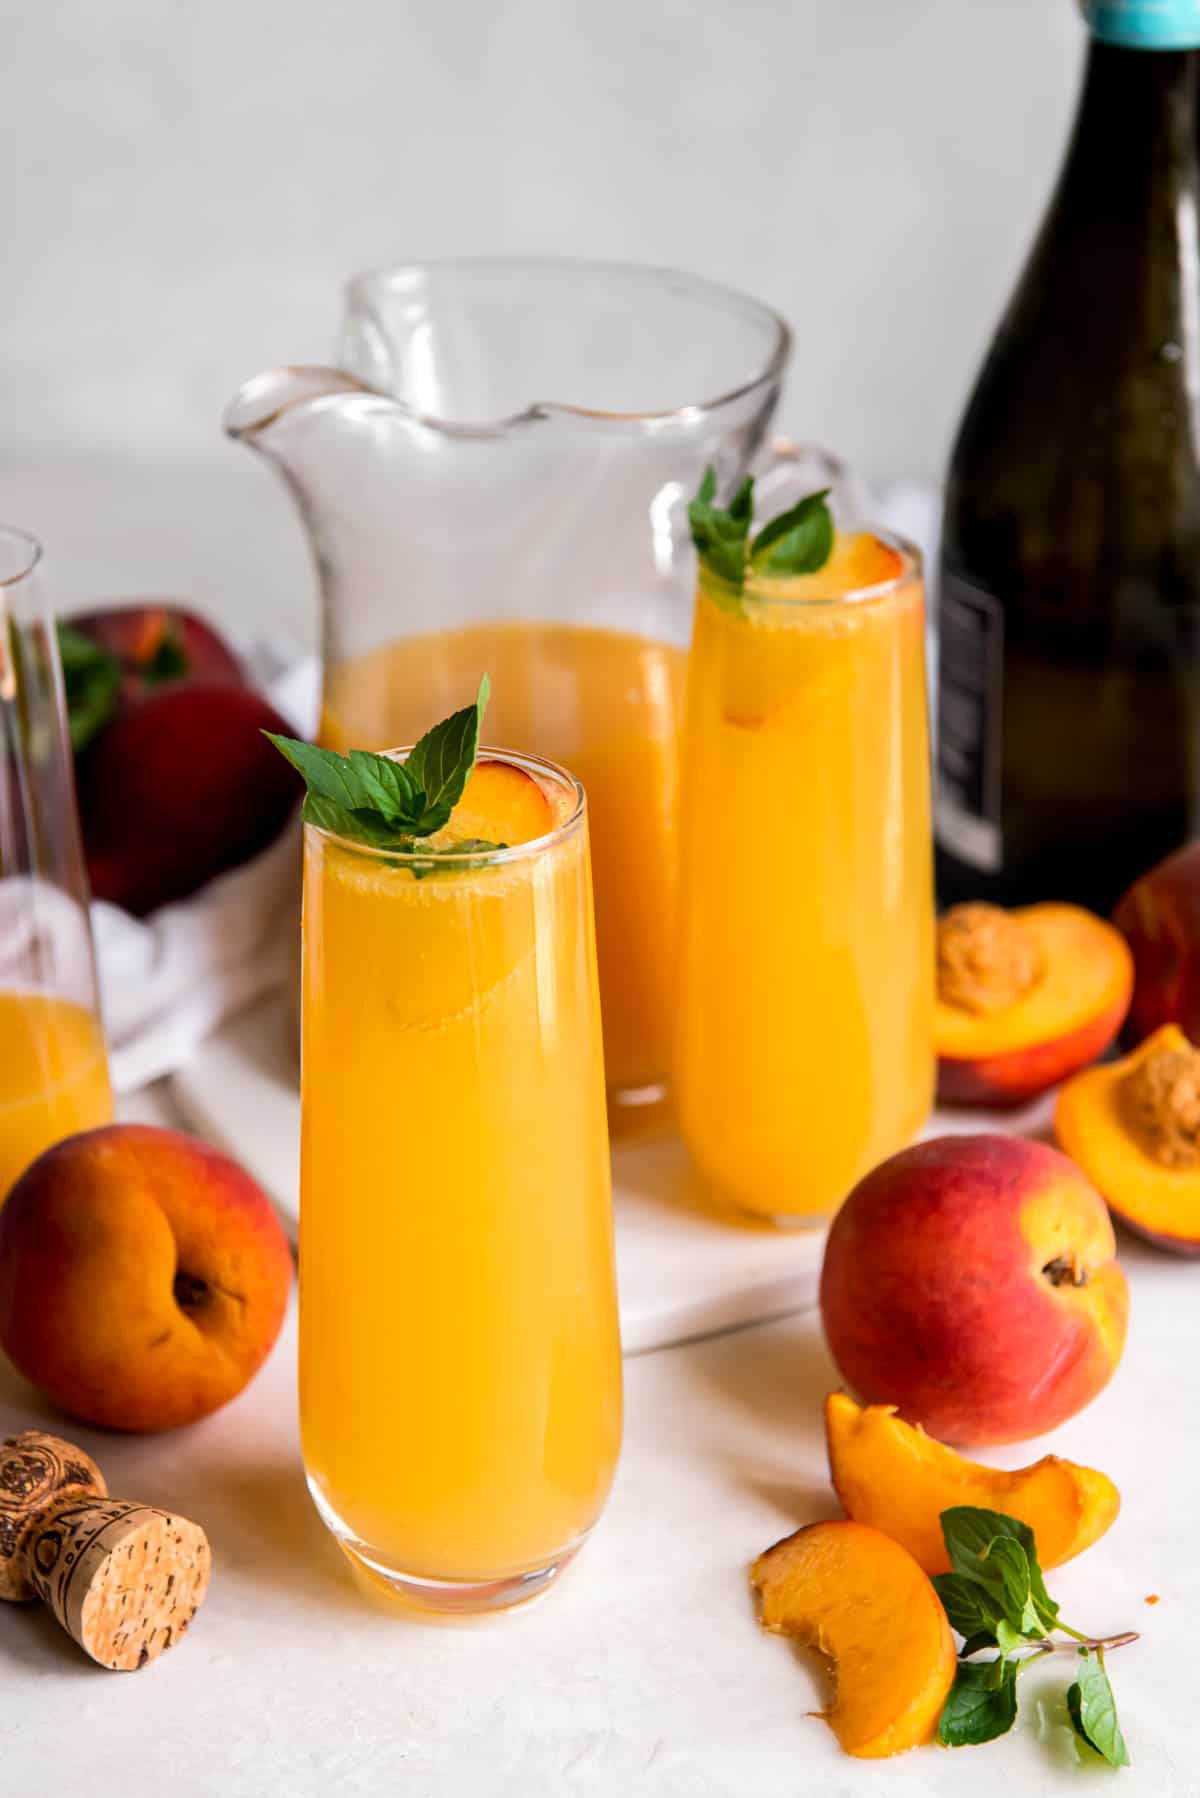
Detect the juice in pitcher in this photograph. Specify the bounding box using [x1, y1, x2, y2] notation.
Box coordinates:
[322, 621, 686, 1105]
[675, 481, 935, 1222]
[283, 698, 622, 1612]
[0, 992, 112, 1201]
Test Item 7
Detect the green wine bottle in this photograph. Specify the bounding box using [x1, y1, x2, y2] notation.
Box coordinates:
[937, 1, 1200, 913]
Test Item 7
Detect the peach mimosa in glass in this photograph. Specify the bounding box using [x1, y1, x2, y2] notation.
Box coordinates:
[0, 994, 111, 1202]
[675, 481, 935, 1223]
[276, 691, 622, 1612]
[0, 526, 113, 1204]
[321, 621, 686, 1106]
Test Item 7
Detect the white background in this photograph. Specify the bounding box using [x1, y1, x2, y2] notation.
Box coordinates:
[2, 0, 1080, 639]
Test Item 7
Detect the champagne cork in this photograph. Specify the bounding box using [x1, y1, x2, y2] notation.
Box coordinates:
[0, 1431, 211, 1671]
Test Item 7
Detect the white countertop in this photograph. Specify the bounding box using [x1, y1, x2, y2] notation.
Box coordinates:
[2, 1088, 1197, 1797]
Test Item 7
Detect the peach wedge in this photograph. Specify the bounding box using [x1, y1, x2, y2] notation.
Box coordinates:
[824, 1392, 1120, 1576]
[751, 1520, 956, 1759]
[443, 756, 556, 847]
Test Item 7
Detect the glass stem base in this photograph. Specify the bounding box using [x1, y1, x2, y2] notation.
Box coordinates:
[308, 1477, 586, 1614]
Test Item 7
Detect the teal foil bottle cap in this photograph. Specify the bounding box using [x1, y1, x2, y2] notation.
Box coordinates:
[1083, 0, 1200, 47]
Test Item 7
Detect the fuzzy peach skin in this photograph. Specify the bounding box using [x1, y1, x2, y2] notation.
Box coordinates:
[819, 1134, 1129, 1447]
[0, 1124, 292, 1432]
[1114, 842, 1200, 1047]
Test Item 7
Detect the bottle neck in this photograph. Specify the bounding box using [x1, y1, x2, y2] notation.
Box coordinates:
[1061, 39, 1196, 190]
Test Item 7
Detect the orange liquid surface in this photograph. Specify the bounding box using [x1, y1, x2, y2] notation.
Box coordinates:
[675, 543, 936, 1220]
[299, 793, 622, 1582]
[0, 991, 112, 1203]
[321, 621, 686, 1099]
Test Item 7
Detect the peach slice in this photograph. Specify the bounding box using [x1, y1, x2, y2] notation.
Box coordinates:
[752, 531, 905, 602]
[824, 1391, 1120, 1575]
[1056, 1022, 1200, 1254]
[442, 757, 556, 848]
[717, 531, 914, 730]
[750, 1519, 956, 1759]
[936, 902, 1133, 1106]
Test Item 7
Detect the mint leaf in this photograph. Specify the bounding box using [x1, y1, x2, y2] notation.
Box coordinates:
[265, 734, 395, 815]
[405, 674, 490, 827]
[958, 1630, 1001, 1660]
[688, 465, 755, 595]
[300, 792, 410, 848]
[972, 1537, 1040, 1639]
[940, 1507, 1058, 1634]
[749, 488, 834, 577]
[57, 624, 121, 754]
[264, 678, 491, 858]
[938, 1658, 1019, 1748]
[932, 1573, 1000, 1645]
[1068, 1651, 1129, 1768]
[994, 1619, 1026, 1659]
[346, 749, 420, 823]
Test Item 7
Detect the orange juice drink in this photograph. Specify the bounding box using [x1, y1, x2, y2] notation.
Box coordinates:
[675, 532, 935, 1223]
[0, 991, 112, 1202]
[322, 622, 686, 1108]
[299, 749, 622, 1610]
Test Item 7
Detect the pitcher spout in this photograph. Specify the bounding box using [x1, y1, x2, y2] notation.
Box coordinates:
[223, 365, 376, 446]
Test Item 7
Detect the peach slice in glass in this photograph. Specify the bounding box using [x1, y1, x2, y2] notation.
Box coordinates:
[716, 532, 910, 730]
[440, 757, 557, 849]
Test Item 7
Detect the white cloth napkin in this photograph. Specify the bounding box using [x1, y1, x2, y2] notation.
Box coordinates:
[95, 640, 319, 1093]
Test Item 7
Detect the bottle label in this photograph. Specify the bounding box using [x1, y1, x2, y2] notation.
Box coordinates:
[935, 574, 1004, 873]
[1083, 0, 1200, 48]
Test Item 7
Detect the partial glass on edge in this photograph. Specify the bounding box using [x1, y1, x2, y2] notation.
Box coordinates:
[674, 533, 935, 1225]
[0, 528, 112, 1205]
[299, 748, 623, 1611]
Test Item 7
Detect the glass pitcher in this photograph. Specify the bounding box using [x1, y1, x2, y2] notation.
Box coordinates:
[225, 259, 790, 1117]
[0, 528, 112, 1202]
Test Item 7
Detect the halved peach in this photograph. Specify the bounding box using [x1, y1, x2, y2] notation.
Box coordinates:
[751, 1519, 956, 1759]
[824, 1391, 1120, 1575]
[443, 757, 556, 848]
[1056, 1022, 1200, 1254]
[936, 902, 1133, 1106]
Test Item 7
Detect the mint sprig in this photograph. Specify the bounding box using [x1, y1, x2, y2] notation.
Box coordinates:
[266, 674, 501, 867]
[687, 465, 834, 605]
[933, 1506, 1136, 1766]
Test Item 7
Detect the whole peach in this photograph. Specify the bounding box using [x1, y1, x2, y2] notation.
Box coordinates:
[0, 1124, 292, 1431]
[1114, 841, 1200, 1046]
[79, 682, 300, 915]
[819, 1134, 1129, 1447]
